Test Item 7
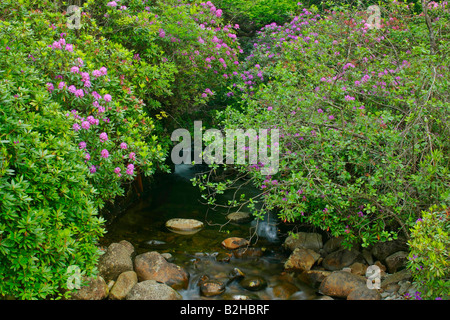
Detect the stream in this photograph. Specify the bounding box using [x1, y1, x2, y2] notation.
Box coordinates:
[100, 163, 319, 300]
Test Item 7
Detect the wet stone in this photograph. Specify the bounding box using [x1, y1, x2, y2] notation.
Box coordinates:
[240, 276, 267, 291]
[165, 218, 204, 235]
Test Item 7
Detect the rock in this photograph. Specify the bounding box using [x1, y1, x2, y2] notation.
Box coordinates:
[371, 240, 408, 263]
[118, 240, 136, 259]
[216, 252, 232, 262]
[272, 282, 299, 299]
[362, 249, 374, 265]
[229, 268, 246, 281]
[233, 247, 263, 259]
[398, 281, 412, 295]
[161, 252, 173, 261]
[97, 242, 134, 282]
[349, 262, 368, 276]
[315, 295, 334, 300]
[283, 232, 323, 252]
[381, 269, 411, 289]
[221, 237, 249, 250]
[134, 251, 189, 290]
[384, 283, 400, 293]
[109, 271, 138, 300]
[226, 212, 253, 224]
[126, 280, 182, 300]
[165, 218, 204, 235]
[323, 236, 345, 254]
[297, 270, 332, 288]
[240, 276, 267, 291]
[199, 280, 226, 297]
[385, 251, 408, 273]
[318, 271, 366, 299]
[284, 247, 321, 272]
[322, 248, 362, 271]
[347, 286, 381, 300]
[70, 276, 108, 300]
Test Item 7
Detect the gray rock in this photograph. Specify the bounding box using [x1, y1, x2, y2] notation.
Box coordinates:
[126, 280, 182, 300]
[284, 232, 323, 252]
[371, 240, 408, 263]
[226, 212, 253, 224]
[347, 286, 382, 300]
[97, 242, 134, 282]
[385, 251, 408, 273]
[322, 248, 362, 271]
[70, 276, 108, 300]
[381, 269, 412, 289]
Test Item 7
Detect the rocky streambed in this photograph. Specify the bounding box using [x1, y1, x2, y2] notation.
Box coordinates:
[70, 233, 417, 300]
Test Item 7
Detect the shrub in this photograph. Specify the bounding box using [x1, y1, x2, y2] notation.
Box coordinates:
[407, 205, 450, 300]
[0, 27, 105, 299]
[195, 2, 450, 248]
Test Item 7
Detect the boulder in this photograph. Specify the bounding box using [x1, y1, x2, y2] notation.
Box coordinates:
[323, 236, 345, 254]
[165, 218, 204, 235]
[70, 276, 108, 300]
[347, 286, 381, 300]
[322, 248, 362, 271]
[221, 237, 249, 250]
[284, 247, 321, 272]
[381, 269, 412, 289]
[226, 212, 253, 224]
[283, 232, 323, 252]
[97, 242, 134, 282]
[385, 251, 408, 274]
[371, 240, 408, 263]
[297, 270, 332, 288]
[109, 271, 138, 300]
[118, 240, 136, 259]
[134, 251, 189, 290]
[349, 262, 368, 276]
[318, 271, 366, 299]
[126, 280, 182, 300]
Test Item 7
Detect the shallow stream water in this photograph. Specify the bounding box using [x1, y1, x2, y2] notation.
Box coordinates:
[100, 164, 319, 300]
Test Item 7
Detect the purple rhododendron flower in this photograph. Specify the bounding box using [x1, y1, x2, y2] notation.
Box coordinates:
[103, 94, 112, 102]
[101, 149, 110, 158]
[99, 132, 108, 142]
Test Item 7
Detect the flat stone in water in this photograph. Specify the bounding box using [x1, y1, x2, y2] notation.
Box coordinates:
[165, 218, 204, 235]
[226, 212, 253, 224]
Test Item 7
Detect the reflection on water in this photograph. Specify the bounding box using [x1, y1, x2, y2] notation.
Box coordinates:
[100, 164, 317, 299]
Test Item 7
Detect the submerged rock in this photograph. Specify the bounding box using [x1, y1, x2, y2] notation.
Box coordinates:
[226, 212, 253, 224]
[240, 276, 267, 291]
[165, 218, 204, 235]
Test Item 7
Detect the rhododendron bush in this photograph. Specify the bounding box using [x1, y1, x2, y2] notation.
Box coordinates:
[196, 1, 450, 248]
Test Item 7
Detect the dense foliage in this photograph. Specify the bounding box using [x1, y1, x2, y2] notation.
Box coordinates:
[407, 205, 449, 300]
[0, 0, 448, 300]
[195, 2, 450, 249]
